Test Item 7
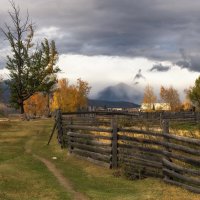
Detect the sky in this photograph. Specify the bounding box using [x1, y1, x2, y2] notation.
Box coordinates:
[0, 0, 200, 102]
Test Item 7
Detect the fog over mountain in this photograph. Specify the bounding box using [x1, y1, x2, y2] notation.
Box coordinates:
[97, 82, 143, 104]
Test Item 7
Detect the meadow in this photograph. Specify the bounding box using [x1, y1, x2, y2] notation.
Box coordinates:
[0, 119, 199, 200]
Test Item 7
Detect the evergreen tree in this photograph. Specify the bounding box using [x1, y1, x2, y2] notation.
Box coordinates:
[188, 76, 200, 110]
[1, 1, 60, 114]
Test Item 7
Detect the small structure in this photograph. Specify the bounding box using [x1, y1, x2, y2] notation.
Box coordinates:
[140, 103, 171, 111]
[88, 99, 140, 112]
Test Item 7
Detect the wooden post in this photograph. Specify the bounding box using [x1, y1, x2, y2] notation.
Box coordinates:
[159, 112, 163, 127]
[162, 119, 173, 180]
[162, 119, 171, 157]
[111, 117, 118, 168]
[57, 109, 65, 148]
[68, 117, 73, 154]
[47, 120, 57, 145]
[47, 110, 58, 145]
[195, 112, 200, 124]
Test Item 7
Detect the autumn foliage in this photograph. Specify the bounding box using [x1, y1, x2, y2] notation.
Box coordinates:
[142, 85, 157, 110]
[24, 78, 90, 116]
[24, 93, 48, 116]
[160, 86, 181, 111]
[51, 78, 91, 112]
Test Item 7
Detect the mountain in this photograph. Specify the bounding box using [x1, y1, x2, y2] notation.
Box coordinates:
[97, 82, 142, 104]
[1, 81, 10, 103]
[88, 99, 140, 108]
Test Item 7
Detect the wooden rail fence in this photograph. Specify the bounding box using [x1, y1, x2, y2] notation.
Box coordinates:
[53, 110, 200, 193]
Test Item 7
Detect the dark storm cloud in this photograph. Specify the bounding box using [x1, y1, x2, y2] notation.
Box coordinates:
[133, 69, 145, 84]
[176, 49, 200, 72]
[1, 0, 200, 71]
[134, 69, 145, 80]
[149, 64, 171, 72]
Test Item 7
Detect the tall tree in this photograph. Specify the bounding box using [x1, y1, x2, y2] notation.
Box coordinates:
[160, 86, 181, 111]
[1, 1, 60, 114]
[75, 78, 91, 110]
[188, 76, 200, 110]
[142, 84, 157, 110]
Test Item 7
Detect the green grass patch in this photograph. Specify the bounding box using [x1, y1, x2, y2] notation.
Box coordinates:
[170, 121, 200, 132]
[0, 119, 71, 200]
[0, 119, 200, 200]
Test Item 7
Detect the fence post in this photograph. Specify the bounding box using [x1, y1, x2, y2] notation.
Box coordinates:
[47, 111, 58, 145]
[159, 112, 163, 127]
[162, 119, 171, 157]
[68, 117, 73, 154]
[111, 117, 118, 168]
[195, 112, 200, 124]
[162, 119, 172, 179]
[57, 109, 65, 148]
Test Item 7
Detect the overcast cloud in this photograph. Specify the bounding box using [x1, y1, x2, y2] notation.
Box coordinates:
[1, 0, 200, 101]
[0, 0, 200, 70]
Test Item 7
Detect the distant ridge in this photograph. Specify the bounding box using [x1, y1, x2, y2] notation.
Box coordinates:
[88, 99, 140, 108]
[97, 82, 142, 103]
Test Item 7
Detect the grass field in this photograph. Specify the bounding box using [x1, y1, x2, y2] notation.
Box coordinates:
[0, 119, 199, 200]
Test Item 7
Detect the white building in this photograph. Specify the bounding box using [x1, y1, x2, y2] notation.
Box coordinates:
[140, 103, 171, 111]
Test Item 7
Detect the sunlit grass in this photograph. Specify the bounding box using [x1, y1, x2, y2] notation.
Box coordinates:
[0, 119, 71, 200]
[0, 118, 199, 200]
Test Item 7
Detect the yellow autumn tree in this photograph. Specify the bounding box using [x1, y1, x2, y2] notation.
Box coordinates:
[182, 89, 193, 111]
[160, 86, 181, 111]
[142, 84, 157, 110]
[51, 78, 90, 112]
[75, 78, 91, 110]
[182, 100, 192, 111]
[24, 93, 48, 116]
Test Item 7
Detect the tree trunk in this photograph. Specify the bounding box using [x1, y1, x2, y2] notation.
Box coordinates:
[47, 93, 51, 117]
[20, 102, 24, 114]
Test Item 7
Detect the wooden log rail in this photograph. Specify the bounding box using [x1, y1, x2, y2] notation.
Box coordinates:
[61, 110, 200, 122]
[63, 124, 112, 133]
[54, 110, 200, 193]
[67, 131, 113, 167]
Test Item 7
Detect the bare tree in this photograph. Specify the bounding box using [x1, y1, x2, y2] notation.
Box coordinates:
[160, 86, 181, 111]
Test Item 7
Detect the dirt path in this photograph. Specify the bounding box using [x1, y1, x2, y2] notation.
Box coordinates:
[34, 155, 89, 200]
[25, 137, 89, 200]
